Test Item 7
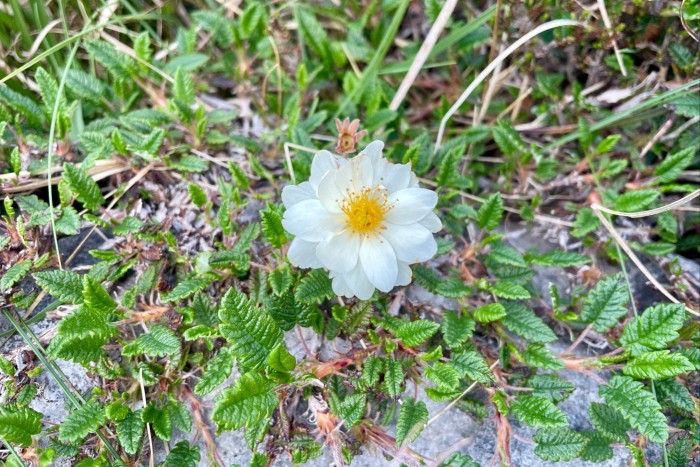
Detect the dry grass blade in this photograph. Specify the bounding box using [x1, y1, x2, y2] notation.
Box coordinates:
[435, 19, 585, 151]
[389, 0, 458, 111]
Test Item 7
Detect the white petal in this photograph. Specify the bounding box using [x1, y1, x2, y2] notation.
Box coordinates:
[359, 235, 398, 292]
[316, 230, 361, 273]
[282, 199, 344, 242]
[360, 140, 384, 165]
[419, 211, 442, 233]
[342, 262, 375, 300]
[309, 150, 340, 188]
[382, 222, 437, 263]
[385, 188, 438, 225]
[407, 173, 420, 188]
[287, 238, 322, 268]
[331, 274, 354, 298]
[379, 163, 412, 193]
[396, 261, 412, 286]
[281, 181, 316, 208]
[336, 154, 374, 195]
[317, 170, 345, 213]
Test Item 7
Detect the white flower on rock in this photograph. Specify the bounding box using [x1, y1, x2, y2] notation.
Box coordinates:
[281, 141, 442, 300]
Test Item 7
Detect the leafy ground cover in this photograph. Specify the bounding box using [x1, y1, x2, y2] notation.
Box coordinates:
[0, 0, 699, 466]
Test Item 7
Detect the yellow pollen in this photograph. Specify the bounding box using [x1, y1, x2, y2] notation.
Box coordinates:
[341, 188, 390, 234]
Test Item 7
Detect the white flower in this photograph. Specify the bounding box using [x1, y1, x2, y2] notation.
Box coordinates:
[281, 141, 442, 300]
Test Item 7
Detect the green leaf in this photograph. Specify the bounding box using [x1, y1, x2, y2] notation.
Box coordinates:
[439, 453, 480, 467]
[425, 362, 461, 391]
[528, 251, 591, 267]
[476, 193, 503, 230]
[62, 163, 105, 211]
[218, 287, 283, 370]
[188, 183, 207, 207]
[361, 355, 382, 388]
[147, 405, 172, 441]
[212, 373, 277, 432]
[337, 393, 365, 427]
[396, 319, 440, 347]
[580, 273, 629, 332]
[195, 347, 235, 395]
[36, 66, 62, 112]
[619, 303, 686, 356]
[450, 350, 495, 383]
[487, 281, 530, 299]
[501, 302, 557, 343]
[655, 378, 694, 412]
[383, 358, 403, 397]
[395, 398, 428, 447]
[0, 261, 31, 291]
[613, 189, 659, 212]
[267, 343, 296, 372]
[473, 303, 506, 323]
[580, 430, 613, 462]
[571, 207, 599, 237]
[599, 376, 668, 443]
[209, 250, 251, 272]
[523, 343, 565, 370]
[163, 441, 200, 467]
[168, 401, 192, 433]
[492, 120, 527, 158]
[261, 203, 287, 248]
[268, 265, 293, 296]
[85, 40, 138, 80]
[0, 84, 44, 126]
[528, 374, 575, 403]
[59, 401, 105, 442]
[441, 310, 475, 348]
[510, 395, 568, 428]
[122, 324, 180, 357]
[0, 407, 43, 447]
[667, 435, 692, 467]
[533, 427, 586, 462]
[594, 134, 621, 154]
[295, 7, 331, 67]
[0, 356, 14, 376]
[488, 243, 526, 267]
[82, 275, 116, 314]
[654, 147, 695, 184]
[173, 68, 195, 105]
[436, 148, 460, 187]
[434, 278, 470, 298]
[116, 409, 144, 455]
[295, 269, 334, 304]
[161, 276, 211, 303]
[622, 350, 694, 380]
[672, 94, 700, 117]
[65, 69, 104, 104]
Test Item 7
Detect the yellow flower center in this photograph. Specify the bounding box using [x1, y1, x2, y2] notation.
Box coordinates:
[341, 188, 390, 234]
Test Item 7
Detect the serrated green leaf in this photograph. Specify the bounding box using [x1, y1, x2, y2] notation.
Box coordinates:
[395, 398, 428, 447]
[122, 324, 180, 357]
[1, 261, 31, 291]
[59, 400, 105, 442]
[450, 350, 495, 383]
[487, 281, 530, 299]
[36, 66, 63, 112]
[511, 395, 568, 428]
[580, 430, 614, 462]
[622, 350, 694, 380]
[655, 378, 695, 413]
[437, 148, 460, 187]
[0, 407, 42, 447]
[594, 134, 621, 154]
[116, 409, 144, 455]
[588, 402, 631, 442]
[209, 250, 251, 272]
[493, 120, 527, 158]
[195, 347, 235, 395]
[425, 362, 461, 390]
[173, 68, 195, 105]
[82, 275, 116, 314]
[476, 193, 503, 230]
[599, 376, 668, 443]
[295, 269, 334, 304]
[613, 189, 659, 212]
[168, 401, 192, 433]
[218, 287, 283, 370]
[161, 276, 211, 303]
[439, 453, 480, 467]
[667, 435, 692, 467]
[571, 207, 599, 237]
[434, 278, 471, 298]
[620, 303, 686, 356]
[62, 163, 105, 211]
[523, 343, 565, 370]
[529, 251, 591, 267]
[164, 441, 201, 467]
[261, 203, 287, 248]
[0, 355, 14, 376]
[383, 358, 403, 397]
[337, 393, 365, 427]
[212, 373, 277, 432]
[672, 94, 700, 117]
[488, 242, 526, 267]
[268, 265, 293, 296]
[86, 40, 138, 80]
[362, 355, 382, 388]
[654, 147, 695, 184]
[396, 319, 440, 347]
[473, 303, 506, 323]
[267, 343, 296, 372]
[501, 302, 557, 343]
[0, 84, 44, 126]
[580, 273, 629, 332]
[441, 310, 475, 348]
[528, 374, 575, 403]
[533, 427, 586, 462]
[65, 69, 104, 104]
